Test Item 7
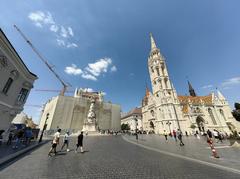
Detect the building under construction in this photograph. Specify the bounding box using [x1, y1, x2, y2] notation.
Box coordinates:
[39, 88, 121, 133]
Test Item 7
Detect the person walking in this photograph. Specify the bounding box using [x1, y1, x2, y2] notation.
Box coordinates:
[177, 129, 184, 146]
[163, 130, 168, 141]
[61, 131, 70, 152]
[218, 131, 223, 143]
[173, 130, 177, 142]
[207, 129, 213, 139]
[7, 131, 13, 145]
[75, 131, 84, 153]
[48, 129, 61, 157]
[13, 129, 24, 149]
[213, 129, 219, 143]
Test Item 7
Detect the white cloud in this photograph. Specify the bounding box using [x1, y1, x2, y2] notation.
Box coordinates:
[81, 73, 97, 81]
[66, 43, 78, 48]
[202, 84, 213, 89]
[64, 64, 82, 75]
[110, 65, 117, 72]
[28, 11, 54, 27]
[68, 27, 74, 37]
[86, 58, 112, 76]
[56, 39, 65, 46]
[64, 57, 116, 81]
[221, 77, 240, 87]
[50, 24, 59, 32]
[60, 26, 68, 38]
[28, 11, 78, 48]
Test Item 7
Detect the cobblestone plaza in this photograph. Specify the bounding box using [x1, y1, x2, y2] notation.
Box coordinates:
[1, 136, 240, 179]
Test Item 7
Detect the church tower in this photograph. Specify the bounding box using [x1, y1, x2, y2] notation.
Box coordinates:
[146, 33, 184, 133]
[148, 33, 177, 102]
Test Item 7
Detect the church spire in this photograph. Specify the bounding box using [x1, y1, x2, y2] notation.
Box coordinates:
[188, 81, 197, 97]
[150, 33, 157, 50]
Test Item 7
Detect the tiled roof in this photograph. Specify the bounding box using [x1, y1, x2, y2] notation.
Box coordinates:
[178, 94, 213, 105]
[178, 95, 213, 114]
[121, 107, 142, 119]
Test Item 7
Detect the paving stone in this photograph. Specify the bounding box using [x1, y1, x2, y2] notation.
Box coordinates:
[0, 136, 239, 179]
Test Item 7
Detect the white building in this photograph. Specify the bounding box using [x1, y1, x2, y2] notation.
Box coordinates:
[39, 88, 121, 133]
[142, 33, 240, 135]
[0, 29, 37, 131]
[121, 107, 142, 131]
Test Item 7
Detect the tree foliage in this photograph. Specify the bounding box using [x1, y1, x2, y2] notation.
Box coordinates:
[121, 123, 130, 130]
[190, 124, 197, 129]
[232, 103, 240, 122]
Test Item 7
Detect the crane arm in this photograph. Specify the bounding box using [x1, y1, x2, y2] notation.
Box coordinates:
[13, 25, 70, 95]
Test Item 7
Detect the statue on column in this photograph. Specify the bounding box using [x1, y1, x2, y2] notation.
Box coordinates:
[83, 98, 97, 132]
[87, 99, 96, 123]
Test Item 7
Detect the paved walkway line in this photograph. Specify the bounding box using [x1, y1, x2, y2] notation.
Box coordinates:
[122, 136, 240, 175]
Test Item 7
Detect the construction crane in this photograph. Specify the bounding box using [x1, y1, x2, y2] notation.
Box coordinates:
[14, 25, 71, 96]
[35, 89, 74, 94]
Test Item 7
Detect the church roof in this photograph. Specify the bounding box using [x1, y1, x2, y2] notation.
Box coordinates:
[178, 94, 213, 105]
[178, 95, 213, 114]
[121, 107, 142, 119]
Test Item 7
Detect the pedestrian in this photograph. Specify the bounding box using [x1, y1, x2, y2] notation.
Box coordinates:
[48, 128, 61, 157]
[136, 132, 138, 140]
[61, 131, 70, 152]
[163, 130, 168, 141]
[13, 129, 24, 149]
[207, 129, 213, 139]
[177, 129, 184, 146]
[75, 131, 84, 153]
[218, 131, 223, 143]
[213, 129, 219, 143]
[7, 131, 13, 145]
[173, 130, 177, 142]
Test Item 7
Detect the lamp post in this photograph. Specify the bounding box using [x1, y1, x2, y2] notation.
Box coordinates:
[39, 113, 49, 143]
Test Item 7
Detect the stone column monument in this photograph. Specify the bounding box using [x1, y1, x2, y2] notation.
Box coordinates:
[83, 99, 97, 132]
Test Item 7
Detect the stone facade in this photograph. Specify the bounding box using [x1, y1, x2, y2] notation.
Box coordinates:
[121, 107, 142, 131]
[0, 29, 37, 131]
[142, 33, 240, 135]
[39, 88, 121, 133]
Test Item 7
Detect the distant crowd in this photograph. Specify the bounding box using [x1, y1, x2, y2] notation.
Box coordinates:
[0, 126, 37, 149]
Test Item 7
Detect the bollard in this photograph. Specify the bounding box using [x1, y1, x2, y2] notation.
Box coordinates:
[207, 138, 220, 158]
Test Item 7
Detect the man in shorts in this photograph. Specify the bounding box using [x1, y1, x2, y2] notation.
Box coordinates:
[75, 131, 84, 153]
[48, 129, 61, 156]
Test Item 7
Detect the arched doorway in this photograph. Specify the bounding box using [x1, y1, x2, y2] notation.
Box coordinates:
[196, 116, 205, 132]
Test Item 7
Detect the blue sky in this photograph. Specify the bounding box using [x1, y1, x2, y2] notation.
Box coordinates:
[1, 0, 240, 123]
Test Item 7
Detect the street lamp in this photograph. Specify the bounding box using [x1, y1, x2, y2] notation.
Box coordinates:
[39, 113, 49, 143]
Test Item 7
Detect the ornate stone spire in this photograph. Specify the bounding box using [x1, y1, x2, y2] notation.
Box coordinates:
[217, 90, 226, 100]
[188, 81, 197, 97]
[150, 33, 157, 50]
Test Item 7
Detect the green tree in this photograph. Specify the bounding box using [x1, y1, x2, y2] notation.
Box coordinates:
[190, 124, 197, 129]
[232, 103, 240, 122]
[121, 123, 130, 130]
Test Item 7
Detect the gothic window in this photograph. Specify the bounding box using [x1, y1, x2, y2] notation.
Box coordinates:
[150, 110, 155, 117]
[164, 78, 168, 88]
[208, 108, 217, 125]
[151, 66, 154, 73]
[162, 109, 165, 119]
[219, 109, 227, 121]
[2, 78, 13, 94]
[168, 109, 172, 118]
[156, 67, 160, 76]
[154, 81, 156, 85]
